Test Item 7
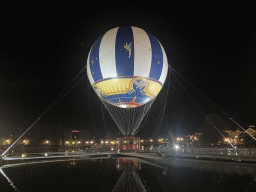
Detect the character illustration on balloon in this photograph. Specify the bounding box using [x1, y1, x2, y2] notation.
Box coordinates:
[124, 42, 132, 58]
[92, 77, 150, 104]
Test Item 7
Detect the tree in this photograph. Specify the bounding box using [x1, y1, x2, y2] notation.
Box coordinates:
[200, 114, 229, 144]
[59, 138, 63, 146]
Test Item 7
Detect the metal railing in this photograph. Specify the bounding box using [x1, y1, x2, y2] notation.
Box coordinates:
[141, 146, 256, 158]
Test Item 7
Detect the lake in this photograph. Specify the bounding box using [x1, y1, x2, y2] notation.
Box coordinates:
[1, 155, 256, 192]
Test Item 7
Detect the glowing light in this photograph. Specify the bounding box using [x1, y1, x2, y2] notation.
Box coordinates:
[86, 141, 89, 144]
[119, 105, 127, 108]
[45, 153, 47, 156]
[78, 141, 81, 144]
[175, 145, 179, 149]
[23, 140, 26, 143]
[111, 141, 114, 144]
[106, 141, 108, 144]
[45, 140, 49, 144]
[90, 141, 93, 144]
[150, 139, 153, 142]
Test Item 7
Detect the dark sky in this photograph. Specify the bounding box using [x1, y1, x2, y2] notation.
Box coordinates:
[0, 3, 256, 138]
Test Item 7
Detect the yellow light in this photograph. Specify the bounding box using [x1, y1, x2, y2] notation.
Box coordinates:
[150, 139, 153, 142]
[111, 141, 114, 144]
[86, 141, 89, 144]
[66, 141, 69, 144]
[106, 141, 108, 144]
[90, 141, 93, 144]
[78, 141, 81, 144]
[23, 140, 26, 143]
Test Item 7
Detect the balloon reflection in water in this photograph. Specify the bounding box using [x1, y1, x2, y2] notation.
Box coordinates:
[113, 158, 146, 192]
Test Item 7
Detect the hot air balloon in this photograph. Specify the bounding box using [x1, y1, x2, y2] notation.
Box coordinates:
[87, 26, 168, 137]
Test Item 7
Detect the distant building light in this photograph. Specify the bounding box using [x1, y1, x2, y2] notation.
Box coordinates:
[86, 141, 89, 144]
[78, 141, 81, 144]
[90, 141, 93, 144]
[177, 137, 183, 141]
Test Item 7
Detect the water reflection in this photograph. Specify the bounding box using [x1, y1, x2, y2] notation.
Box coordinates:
[0, 168, 20, 192]
[113, 158, 146, 192]
[166, 158, 256, 176]
[2, 156, 256, 191]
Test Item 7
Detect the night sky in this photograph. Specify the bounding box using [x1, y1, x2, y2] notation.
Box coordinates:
[0, 4, 255, 139]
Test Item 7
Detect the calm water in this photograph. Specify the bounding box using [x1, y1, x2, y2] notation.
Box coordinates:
[1, 156, 256, 192]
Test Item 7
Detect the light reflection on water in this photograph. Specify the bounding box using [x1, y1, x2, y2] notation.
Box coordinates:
[1, 155, 256, 192]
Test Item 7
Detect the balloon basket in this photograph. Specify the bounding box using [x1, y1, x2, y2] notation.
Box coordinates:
[116, 136, 140, 151]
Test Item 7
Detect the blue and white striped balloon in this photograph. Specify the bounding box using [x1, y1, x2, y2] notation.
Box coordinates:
[87, 26, 168, 108]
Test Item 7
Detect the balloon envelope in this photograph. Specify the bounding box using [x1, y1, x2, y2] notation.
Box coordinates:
[87, 26, 168, 108]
